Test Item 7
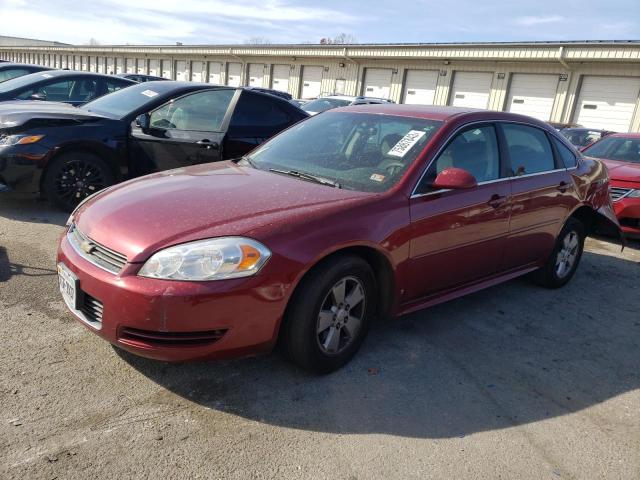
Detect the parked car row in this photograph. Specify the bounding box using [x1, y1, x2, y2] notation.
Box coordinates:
[0, 81, 308, 209]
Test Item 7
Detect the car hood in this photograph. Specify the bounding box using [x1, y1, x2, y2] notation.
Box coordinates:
[600, 158, 640, 183]
[0, 101, 104, 129]
[75, 161, 372, 263]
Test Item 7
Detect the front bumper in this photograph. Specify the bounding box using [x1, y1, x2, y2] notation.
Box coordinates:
[57, 230, 291, 362]
[613, 197, 640, 237]
[0, 144, 50, 193]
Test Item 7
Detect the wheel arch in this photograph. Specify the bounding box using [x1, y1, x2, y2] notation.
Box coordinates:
[277, 244, 398, 341]
[567, 204, 623, 241]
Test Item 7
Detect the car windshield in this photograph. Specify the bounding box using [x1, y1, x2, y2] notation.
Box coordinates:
[246, 111, 442, 193]
[302, 98, 352, 113]
[81, 83, 162, 119]
[583, 136, 640, 163]
[0, 70, 46, 89]
[561, 129, 605, 147]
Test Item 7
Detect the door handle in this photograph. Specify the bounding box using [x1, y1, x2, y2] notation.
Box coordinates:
[196, 139, 219, 150]
[557, 181, 569, 193]
[487, 194, 507, 209]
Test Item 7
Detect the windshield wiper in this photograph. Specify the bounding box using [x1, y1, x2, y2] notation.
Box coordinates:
[268, 168, 341, 188]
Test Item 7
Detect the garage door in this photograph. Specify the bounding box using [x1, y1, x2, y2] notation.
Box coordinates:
[125, 58, 135, 74]
[191, 62, 205, 82]
[137, 59, 146, 74]
[248, 64, 264, 87]
[363, 68, 393, 99]
[227, 63, 242, 87]
[208, 62, 222, 84]
[271, 65, 290, 93]
[301, 66, 323, 99]
[450, 71, 493, 109]
[573, 76, 640, 132]
[148, 59, 160, 77]
[161, 60, 171, 79]
[403, 70, 438, 105]
[506, 74, 559, 121]
[175, 61, 188, 81]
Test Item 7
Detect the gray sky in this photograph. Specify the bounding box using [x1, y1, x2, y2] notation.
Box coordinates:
[1, 0, 638, 45]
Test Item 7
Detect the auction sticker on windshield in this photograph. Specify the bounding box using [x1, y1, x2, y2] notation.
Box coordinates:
[141, 90, 159, 98]
[388, 130, 426, 157]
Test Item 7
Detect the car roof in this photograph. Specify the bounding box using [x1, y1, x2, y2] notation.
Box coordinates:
[0, 63, 52, 70]
[26, 69, 136, 80]
[608, 132, 640, 139]
[332, 104, 489, 120]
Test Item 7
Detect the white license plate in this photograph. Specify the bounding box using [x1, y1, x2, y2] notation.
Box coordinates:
[58, 263, 78, 309]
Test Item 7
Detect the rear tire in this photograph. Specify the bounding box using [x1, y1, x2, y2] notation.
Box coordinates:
[43, 152, 115, 212]
[281, 255, 377, 374]
[533, 218, 585, 289]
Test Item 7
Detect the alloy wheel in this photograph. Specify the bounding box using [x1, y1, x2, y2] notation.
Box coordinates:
[54, 160, 106, 204]
[555, 230, 579, 278]
[316, 276, 366, 355]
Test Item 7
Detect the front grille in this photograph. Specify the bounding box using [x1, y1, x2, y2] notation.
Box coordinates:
[118, 327, 227, 348]
[68, 224, 127, 274]
[610, 187, 632, 201]
[80, 292, 104, 324]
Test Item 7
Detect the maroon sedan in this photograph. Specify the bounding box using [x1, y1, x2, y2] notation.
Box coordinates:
[57, 105, 622, 373]
[582, 133, 640, 238]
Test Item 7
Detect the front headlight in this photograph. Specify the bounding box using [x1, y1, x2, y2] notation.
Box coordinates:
[138, 237, 271, 281]
[0, 134, 45, 147]
[628, 189, 640, 198]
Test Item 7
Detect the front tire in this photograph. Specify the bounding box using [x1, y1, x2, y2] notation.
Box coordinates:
[43, 152, 115, 212]
[282, 255, 377, 373]
[533, 218, 585, 289]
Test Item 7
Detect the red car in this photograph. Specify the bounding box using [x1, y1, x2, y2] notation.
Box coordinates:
[57, 106, 622, 373]
[582, 133, 640, 238]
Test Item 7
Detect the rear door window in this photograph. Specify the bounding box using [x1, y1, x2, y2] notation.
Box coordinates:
[230, 91, 291, 128]
[551, 136, 578, 168]
[501, 123, 555, 175]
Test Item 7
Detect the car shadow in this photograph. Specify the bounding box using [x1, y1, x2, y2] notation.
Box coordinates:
[117, 249, 639, 439]
[0, 246, 57, 282]
[0, 193, 68, 226]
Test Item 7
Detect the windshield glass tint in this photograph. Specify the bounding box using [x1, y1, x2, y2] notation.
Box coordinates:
[561, 129, 604, 147]
[82, 84, 162, 119]
[247, 112, 442, 193]
[0, 70, 42, 90]
[302, 98, 352, 113]
[583, 137, 640, 163]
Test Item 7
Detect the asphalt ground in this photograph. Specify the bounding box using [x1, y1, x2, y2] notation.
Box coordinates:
[1, 193, 638, 479]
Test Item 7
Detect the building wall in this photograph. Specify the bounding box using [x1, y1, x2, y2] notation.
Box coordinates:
[1, 42, 640, 131]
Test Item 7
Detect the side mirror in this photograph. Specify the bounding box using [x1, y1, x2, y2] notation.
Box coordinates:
[432, 167, 478, 190]
[29, 92, 46, 101]
[135, 113, 150, 131]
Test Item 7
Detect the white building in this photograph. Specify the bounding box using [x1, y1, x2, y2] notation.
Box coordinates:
[2, 41, 640, 132]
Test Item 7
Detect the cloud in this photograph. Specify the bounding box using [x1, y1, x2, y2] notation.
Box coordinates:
[515, 15, 565, 27]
